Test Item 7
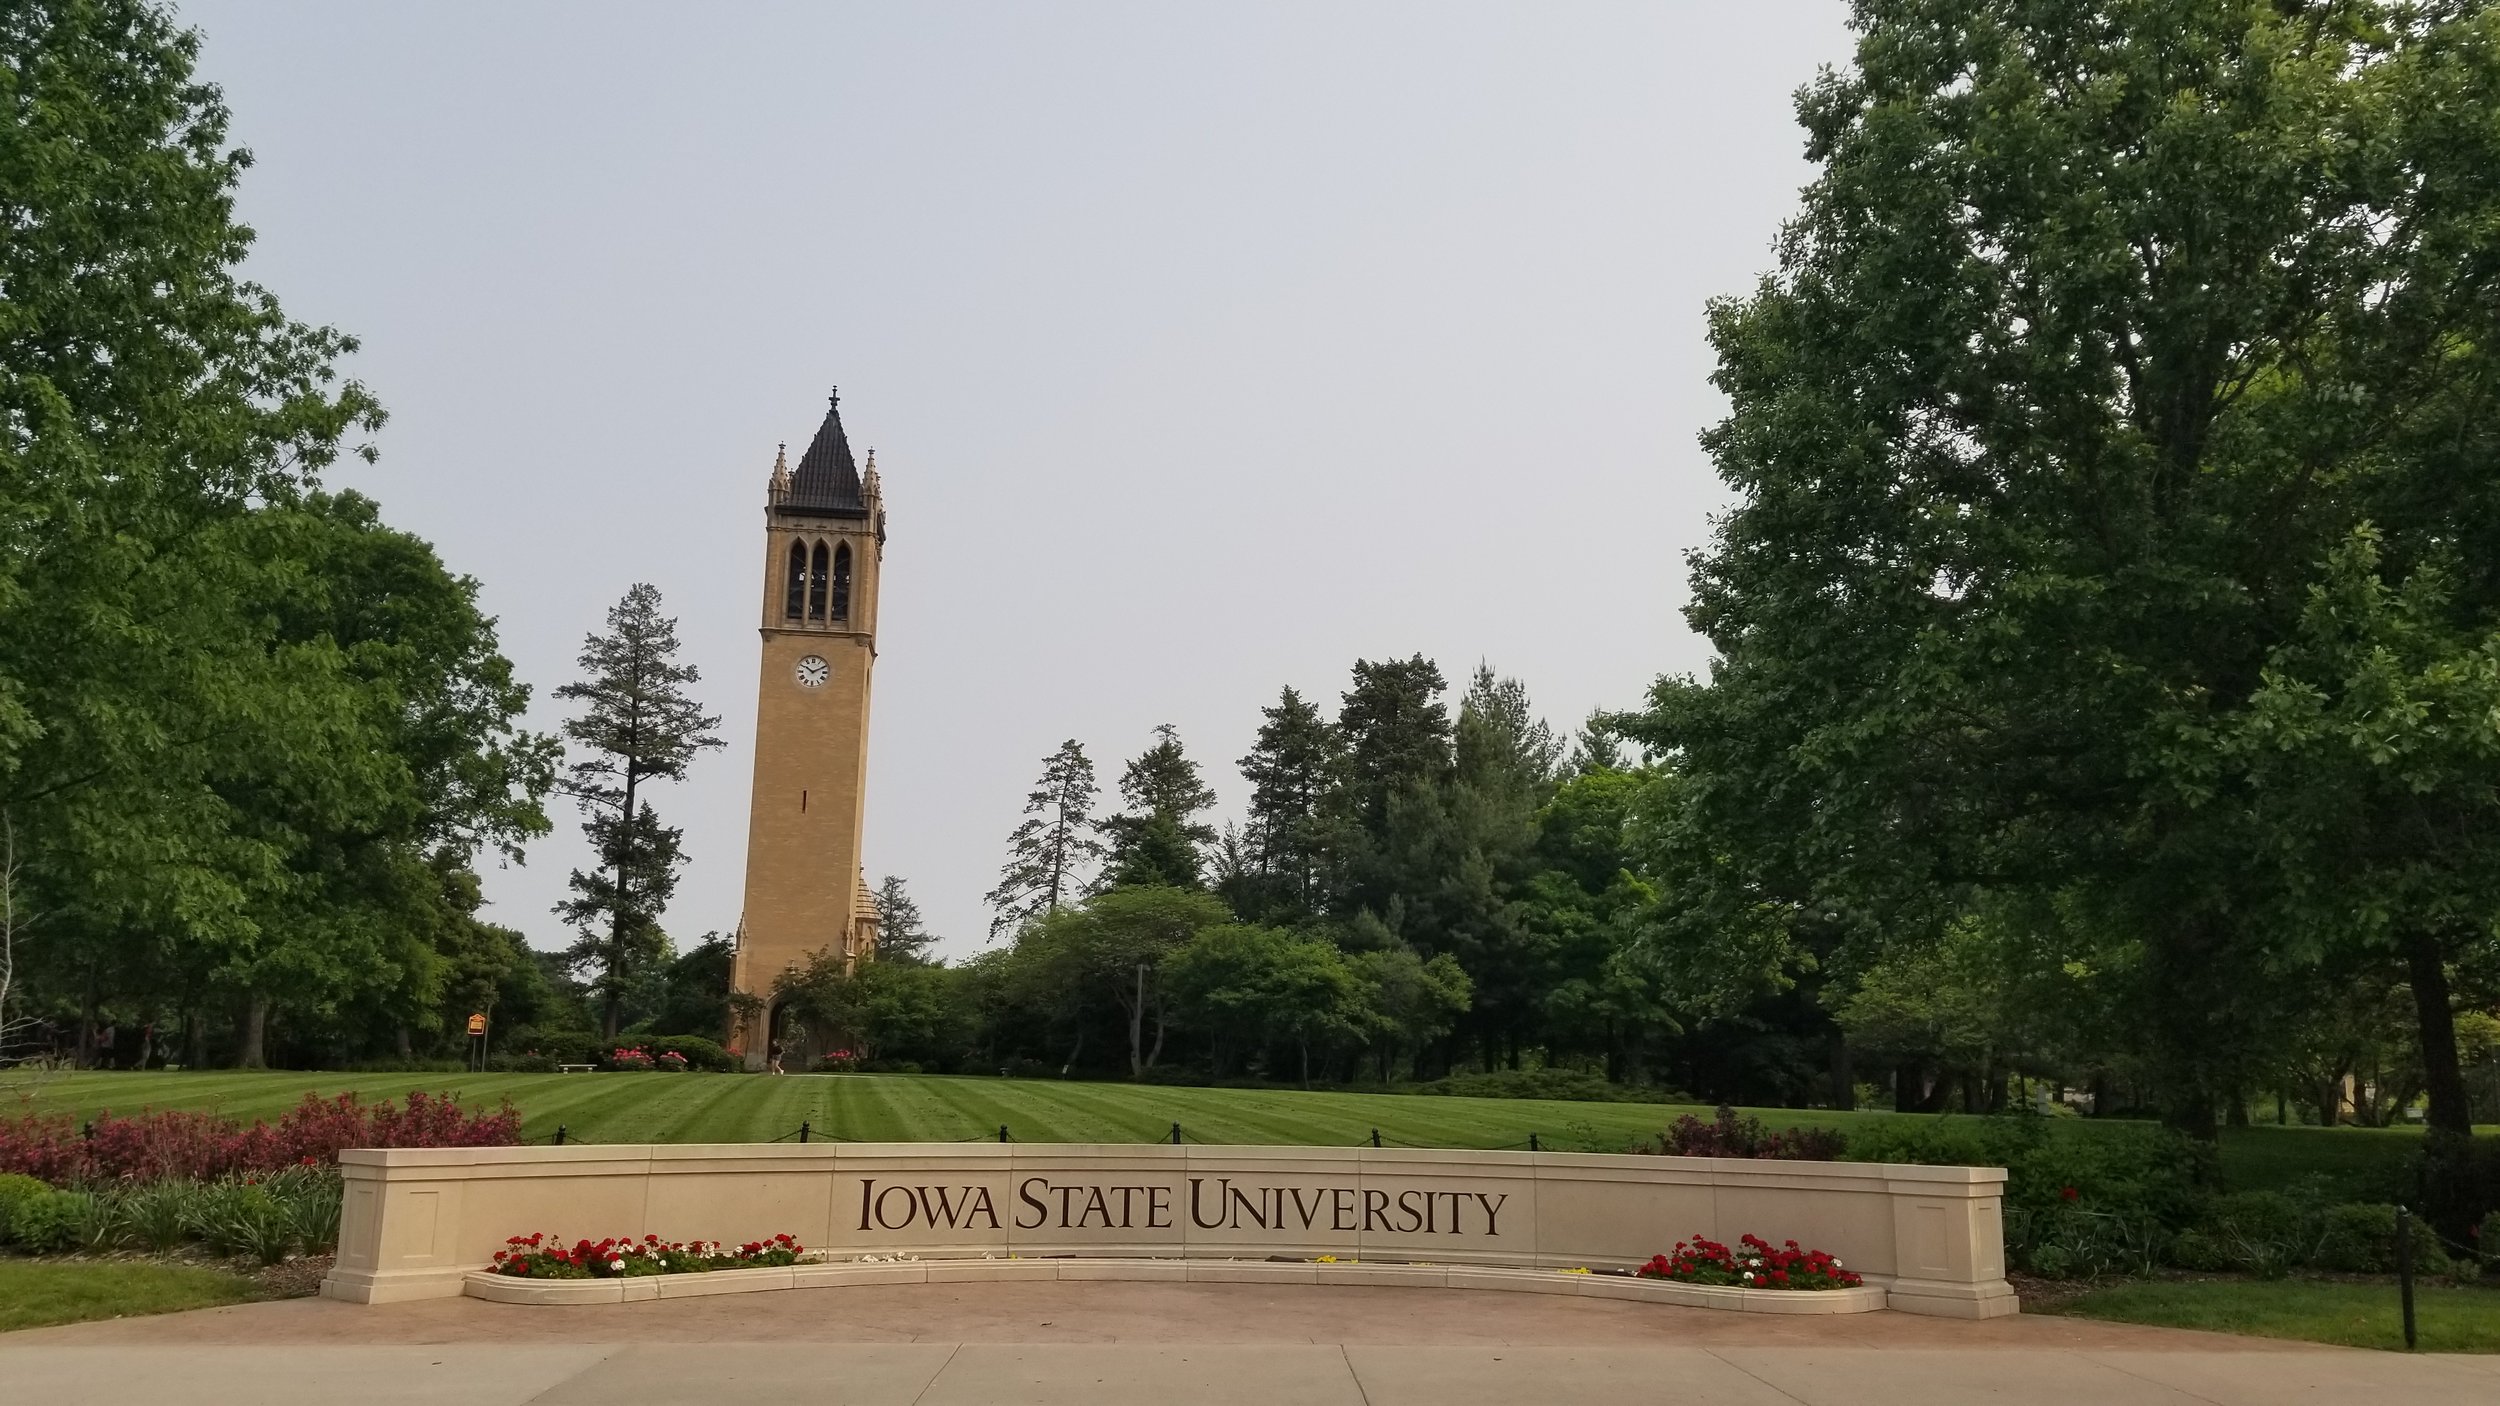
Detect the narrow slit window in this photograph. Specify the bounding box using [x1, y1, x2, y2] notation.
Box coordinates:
[831, 542, 853, 621]
[808, 541, 829, 619]
[784, 541, 806, 619]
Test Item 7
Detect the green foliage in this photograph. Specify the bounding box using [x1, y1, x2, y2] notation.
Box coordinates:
[1412, 1069, 1669, 1104]
[118, 1181, 194, 1253]
[2312, 1203, 2452, 1276]
[871, 877, 937, 965]
[1097, 725, 1218, 891]
[987, 740, 1105, 937]
[646, 1035, 734, 1072]
[1616, 0, 2500, 1150]
[2058, 1278, 2500, 1354]
[0, 1172, 50, 1246]
[1849, 1113, 2209, 1276]
[7, 1189, 94, 1254]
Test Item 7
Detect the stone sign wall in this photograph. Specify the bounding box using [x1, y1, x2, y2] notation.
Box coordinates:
[322, 1142, 2016, 1317]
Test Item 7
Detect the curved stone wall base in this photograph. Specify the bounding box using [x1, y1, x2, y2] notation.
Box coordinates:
[459, 1257, 1892, 1314]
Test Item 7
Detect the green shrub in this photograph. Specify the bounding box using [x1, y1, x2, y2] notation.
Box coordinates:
[647, 1035, 735, 1072]
[2312, 1203, 2452, 1275]
[185, 1182, 296, 1264]
[2480, 1210, 2499, 1270]
[506, 1029, 602, 1065]
[0, 1172, 49, 1247]
[1850, 1111, 2207, 1278]
[120, 1182, 197, 1253]
[1414, 1069, 1679, 1103]
[486, 1053, 558, 1074]
[2183, 1191, 2311, 1278]
[8, 1190, 97, 1254]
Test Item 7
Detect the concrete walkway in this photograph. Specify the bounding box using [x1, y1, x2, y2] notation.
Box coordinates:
[5, 1282, 2493, 1403]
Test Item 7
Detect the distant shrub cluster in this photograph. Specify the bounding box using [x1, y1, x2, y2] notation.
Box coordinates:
[1636, 1106, 1848, 1161]
[0, 1091, 521, 1185]
[0, 1164, 344, 1264]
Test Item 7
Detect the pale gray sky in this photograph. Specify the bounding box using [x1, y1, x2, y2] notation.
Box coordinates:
[179, 1, 1857, 962]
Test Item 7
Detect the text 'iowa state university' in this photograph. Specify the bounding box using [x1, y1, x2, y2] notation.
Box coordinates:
[854, 1177, 1508, 1236]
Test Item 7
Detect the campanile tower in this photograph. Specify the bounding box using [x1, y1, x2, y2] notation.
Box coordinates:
[731, 391, 885, 1067]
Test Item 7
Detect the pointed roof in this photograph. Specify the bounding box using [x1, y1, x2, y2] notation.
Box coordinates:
[779, 390, 868, 516]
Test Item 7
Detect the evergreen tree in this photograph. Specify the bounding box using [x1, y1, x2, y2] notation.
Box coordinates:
[987, 740, 1104, 937]
[1236, 687, 1340, 920]
[553, 584, 722, 1040]
[1097, 724, 1218, 891]
[873, 874, 938, 965]
[1330, 656, 1453, 921]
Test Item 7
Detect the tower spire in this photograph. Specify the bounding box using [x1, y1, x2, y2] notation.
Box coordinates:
[782, 388, 864, 513]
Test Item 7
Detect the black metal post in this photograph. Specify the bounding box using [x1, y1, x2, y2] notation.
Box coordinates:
[799, 1120, 811, 1144]
[999, 1124, 1010, 1143]
[2396, 1204, 2417, 1350]
[1528, 1132, 1539, 1152]
[1371, 1128, 1381, 1148]
[1171, 1122, 1182, 1146]
[555, 1123, 568, 1146]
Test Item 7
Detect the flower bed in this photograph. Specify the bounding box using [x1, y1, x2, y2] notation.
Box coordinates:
[1637, 1234, 1864, 1290]
[492, 1232, 803, 1278]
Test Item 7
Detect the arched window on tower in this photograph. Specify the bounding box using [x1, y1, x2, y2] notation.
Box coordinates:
[784, 540, 806, 619]
[831, 542, 852, 622]
[808, 541, 829, 620]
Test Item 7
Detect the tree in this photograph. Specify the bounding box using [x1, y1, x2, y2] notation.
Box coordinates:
[1347, 945, 1471, 1083]
[986, 740, 1104, 937]
[872, 875, 938, 965]
[1097, 725, 1217, 891]
[1621, 1, 2500, 1151]
[1018, 886, 1229, 1078]
[1167, 924, 1373, 1085]
[2, 0, 388, 1060]
[553, 584, 721, 1040]
[1330, 657, 1453, 922]
[1235, 687, 1340, 921]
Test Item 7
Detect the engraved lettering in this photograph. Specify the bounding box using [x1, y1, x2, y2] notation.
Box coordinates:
[858, 1179, 875, 1232]
[1332, 1187, 1357, 1231]
[1227, 1185, 1269, 1229]
[1017, 1177, 1049, 1230]
[1148, 1185, 1173, 1229]
[1362, 1189, 1391, 1231]
[1472, 1191, 1508, 1237]
[1396, 1189, 1425, 1233]
[1189, 1177, 1228, 1229]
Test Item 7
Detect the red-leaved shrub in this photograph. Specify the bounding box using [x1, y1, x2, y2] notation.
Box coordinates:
[0, 1091, 522, 1186]
[1636, 1106, 1847, 1161]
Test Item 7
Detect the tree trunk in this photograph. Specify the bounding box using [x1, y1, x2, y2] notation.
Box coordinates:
[603, 764, 640, 1045]
[1827, 1034, 1854, 1111]
[1146, 1001, 1167, 1070]
[1060, 1029, 1084, 1078]
[2403, 922, 2473, 1137]
[2227, 1093, 2249, 1127]
[1893, 1061, 1923, 1114]
[184, 1009, 207, 1069]
[236, 994, 268, 1069]
[395, 1024, 413, 1060]
[1128, 963, 1146, 1079]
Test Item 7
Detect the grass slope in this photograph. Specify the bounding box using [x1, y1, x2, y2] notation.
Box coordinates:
[2060, 1279, 2500, 1353]
[2, 1071, 2459, 1192]
[0, 1260, 259, 1334]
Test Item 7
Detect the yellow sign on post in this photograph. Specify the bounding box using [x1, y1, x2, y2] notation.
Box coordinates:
[466, 1013, 487, 1037]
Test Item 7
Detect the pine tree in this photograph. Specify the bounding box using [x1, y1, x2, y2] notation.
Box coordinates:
[986, 740, 1104, 937]
[873, 874, 938, 965]
[1097, 724, 1218, 891]
[1330, 656, 1453, 920]
[1237, 687, 1340, 920]
[553, 584, 722, 1040]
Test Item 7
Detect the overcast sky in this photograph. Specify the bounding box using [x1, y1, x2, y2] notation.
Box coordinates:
[178, 1, 1857, 962]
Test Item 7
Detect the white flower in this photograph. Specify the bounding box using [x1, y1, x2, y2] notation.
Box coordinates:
[1742, 1271, 1755, 1282]
[1831, 1259, 1842, 1268]
[608, 1259, 624, 1271]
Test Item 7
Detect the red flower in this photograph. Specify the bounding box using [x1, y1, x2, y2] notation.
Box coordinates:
[2059, 1185, 2080, 1202]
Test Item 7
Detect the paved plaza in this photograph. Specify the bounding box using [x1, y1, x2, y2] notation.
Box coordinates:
[3, 1281, 2492, 1403]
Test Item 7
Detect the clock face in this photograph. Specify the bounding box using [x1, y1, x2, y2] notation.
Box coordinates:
[795, 655, 829, 689]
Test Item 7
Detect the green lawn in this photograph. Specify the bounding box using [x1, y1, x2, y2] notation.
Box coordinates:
[4, 1071, 2472, 1193]
[0, 1260, 259, 1334]
[2058, 1278, 2500, 1353]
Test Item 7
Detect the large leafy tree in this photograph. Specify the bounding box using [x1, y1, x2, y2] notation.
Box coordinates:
[1096, 724, 1217, 891]
[1624, 0, 2500, 1160]
[554, 584, 721, 1040]
[1, 0, 386, 1027]
[986, 739, 1104, 937]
